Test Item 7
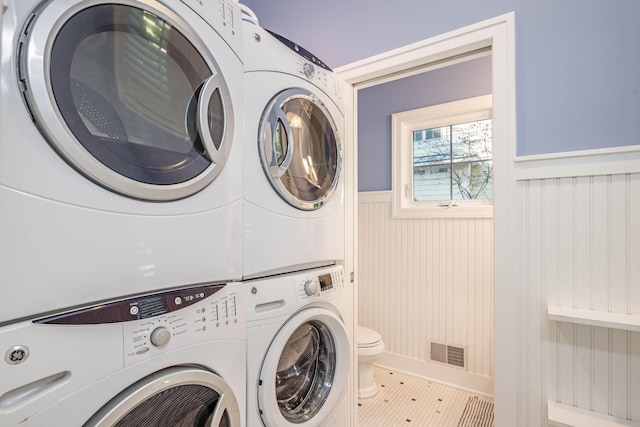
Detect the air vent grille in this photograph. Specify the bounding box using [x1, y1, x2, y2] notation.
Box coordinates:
[429, 342, 466, 370]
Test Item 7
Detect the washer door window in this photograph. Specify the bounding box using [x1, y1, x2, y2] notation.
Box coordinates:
[259, 88, 341, 211]
[258, 308, 349, 425]
[19, 2, 234, 201]
[85, 367, 240, 426]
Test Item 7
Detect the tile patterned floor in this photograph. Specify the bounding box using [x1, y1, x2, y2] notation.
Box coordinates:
[357, 366, 494, 427]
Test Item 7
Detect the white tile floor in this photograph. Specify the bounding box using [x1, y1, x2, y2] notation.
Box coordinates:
[357, 366, 494, 427]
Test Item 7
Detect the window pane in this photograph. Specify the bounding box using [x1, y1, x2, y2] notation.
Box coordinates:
[412, 126, 450, 166]
[413, 164, 451, 201]
[451, 160, 492, 199]
[413, 126, 451, 200]
[412, 119, 492, 201]
[451, 119, 492, 162]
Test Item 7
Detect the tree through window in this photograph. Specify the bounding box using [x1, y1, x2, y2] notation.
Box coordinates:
[412, 119, 492, 201]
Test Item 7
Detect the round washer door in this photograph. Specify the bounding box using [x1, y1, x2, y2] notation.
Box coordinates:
[258, 307, 349, 426]
[19, 0, 235, 201]
[85, 367, 241, 426]
[259, 88, 342, 211]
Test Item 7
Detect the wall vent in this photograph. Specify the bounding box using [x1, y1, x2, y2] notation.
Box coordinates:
[429, 342, 467, 370]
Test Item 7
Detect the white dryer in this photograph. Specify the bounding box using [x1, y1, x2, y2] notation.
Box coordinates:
[0, 282, 246, 426]
[245, 265, 350, 426]
[0, 0, 243, 323]
[242, 22, 345, 279]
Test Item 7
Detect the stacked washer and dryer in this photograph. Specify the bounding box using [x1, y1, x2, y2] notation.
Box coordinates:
[0, 0, 350, 425]
[1, 0, 247, 426]
[241, 18, 350, 427]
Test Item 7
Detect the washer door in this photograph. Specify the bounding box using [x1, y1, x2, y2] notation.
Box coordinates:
[259, 88, 342, 211]
[258, 307, 349, 426]
[85, 367, 240, 426]
[19, 1, 235, 201]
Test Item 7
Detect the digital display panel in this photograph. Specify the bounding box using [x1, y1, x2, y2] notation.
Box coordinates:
[137, 296, 167, 319]
[318, 273, 333, 291]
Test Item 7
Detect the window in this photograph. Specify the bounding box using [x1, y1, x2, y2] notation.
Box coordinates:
[392, 95, 493, 218]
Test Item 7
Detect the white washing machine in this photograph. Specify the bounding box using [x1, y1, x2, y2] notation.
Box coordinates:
[0, 282, 246, 426]
[0, 0, 244, 323]
[242, 21, 345, 279]
[245, 265, 350, 427]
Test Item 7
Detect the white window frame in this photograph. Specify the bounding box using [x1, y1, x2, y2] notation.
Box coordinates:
[391, 94, 493, 218]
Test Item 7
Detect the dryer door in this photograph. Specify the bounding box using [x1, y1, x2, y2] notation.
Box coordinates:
[19, 1, 235, 201]
[85, 367, 241, 426]
[259, 88, 342, 211]
[257, 307, 349, 426]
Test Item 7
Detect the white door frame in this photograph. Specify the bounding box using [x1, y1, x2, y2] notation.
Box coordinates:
[336, 12, 519, 427]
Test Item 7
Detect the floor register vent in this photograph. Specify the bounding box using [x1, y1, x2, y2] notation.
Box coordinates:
[430, 342, 467, 370]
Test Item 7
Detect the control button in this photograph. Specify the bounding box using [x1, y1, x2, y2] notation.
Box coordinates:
[136, 347, 150, 355]
[5, 345, 29, 365]
[303, 63, 315, 78]
[175, 296, 182, 305]
[304, 279, 320, 296]
[129, 305, 139, 316]
[150, 327, 171, 347]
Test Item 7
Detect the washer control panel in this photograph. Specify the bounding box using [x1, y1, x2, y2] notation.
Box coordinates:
[295, 266, 344, 300]
[34, 283, 243, 367]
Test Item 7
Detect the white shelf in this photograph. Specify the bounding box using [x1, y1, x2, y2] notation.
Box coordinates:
[547, 305, 640, 332]
[548, 401, 640, 427]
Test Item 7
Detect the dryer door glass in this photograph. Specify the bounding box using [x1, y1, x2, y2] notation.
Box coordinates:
[86, 367, 241, 426]
[275, 320, 336, 422]
[260, 89, 341, 210]
[28, 3, 234, 200]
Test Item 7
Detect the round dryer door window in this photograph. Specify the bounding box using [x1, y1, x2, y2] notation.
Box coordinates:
[85, 367, 241, 426]
[258, 307, 349, 425]
[19, 1, 235, 201]
[259, 88, 342, 211]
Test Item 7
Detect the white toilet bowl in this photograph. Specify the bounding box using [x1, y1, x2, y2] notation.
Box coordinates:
[357, 325, 385, 399]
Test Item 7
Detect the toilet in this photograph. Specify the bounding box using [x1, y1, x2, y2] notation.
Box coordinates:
[357, 325, 385, 399]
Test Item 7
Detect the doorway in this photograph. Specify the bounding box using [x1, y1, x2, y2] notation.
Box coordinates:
[336, 12, 517, 427]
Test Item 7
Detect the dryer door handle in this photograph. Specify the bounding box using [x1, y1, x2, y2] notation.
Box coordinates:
[267, 108, 294, 178]
[196, 73, 226, 165]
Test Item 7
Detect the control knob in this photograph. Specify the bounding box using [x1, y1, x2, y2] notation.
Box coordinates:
[303, 63, 315, 78]
[150, 327, 171, 347]
[304, 279, 320, 296]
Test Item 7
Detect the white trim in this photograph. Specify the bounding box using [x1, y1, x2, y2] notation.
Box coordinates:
[548, 401, 640, 427]
[339, 73, 358, 427]
[378, 352, 494, 397]
[335, 13, 512, 87]
[337, 11, 518, 426]
[515, 145, 640, 180]
[391, 95, 494, 219]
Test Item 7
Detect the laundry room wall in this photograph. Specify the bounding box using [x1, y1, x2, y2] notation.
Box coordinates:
[241, 0, 640, 156]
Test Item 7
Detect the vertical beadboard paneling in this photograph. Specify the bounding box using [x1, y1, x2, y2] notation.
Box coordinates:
[357, 193, 494, 380]
[522, 179, 544, 426]
[520, 172, 640, 424]
[631, 174, 640, 315]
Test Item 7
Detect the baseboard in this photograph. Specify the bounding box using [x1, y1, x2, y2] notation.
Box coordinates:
[376, 352, 494, 398]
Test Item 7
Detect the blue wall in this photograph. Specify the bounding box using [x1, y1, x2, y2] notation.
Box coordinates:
[242, 0, 640, 159]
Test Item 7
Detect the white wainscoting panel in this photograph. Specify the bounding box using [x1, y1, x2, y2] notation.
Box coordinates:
[357, 191, 494, 393]
[520, 171, 640, 425]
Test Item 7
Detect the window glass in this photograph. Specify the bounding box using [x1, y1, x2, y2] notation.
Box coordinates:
[412, 119, 492, 201]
